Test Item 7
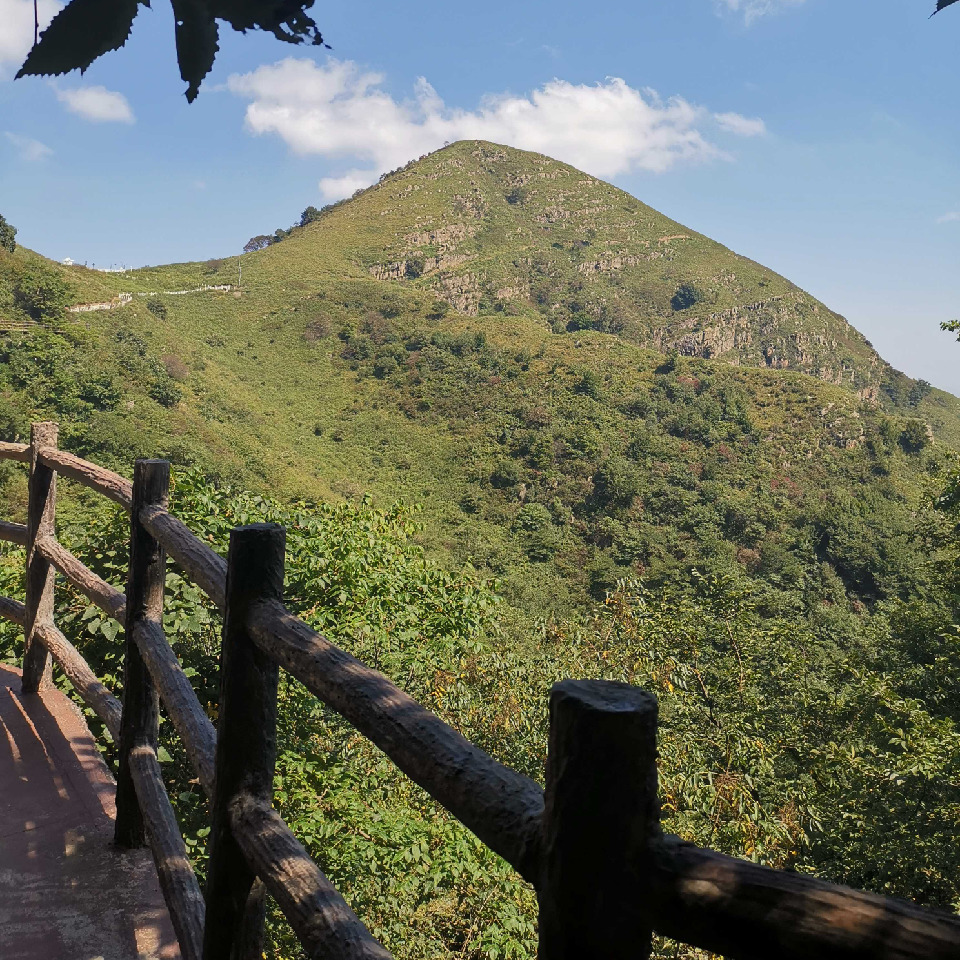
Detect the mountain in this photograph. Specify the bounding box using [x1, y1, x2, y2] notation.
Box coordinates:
[320, 141, 888, 395]
[0, 139, 957, 620]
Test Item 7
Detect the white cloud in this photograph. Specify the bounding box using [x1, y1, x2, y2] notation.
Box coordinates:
[5, 131, 52, 161]
[716, 0, 805, 25]
[227, 58, 764, 202]
[0, 0, 60, 69]
[714, 111, 766, 136]
[937, 211, 960, 224]
[318, 171, 380, 202]
[55, 85, 134, 123]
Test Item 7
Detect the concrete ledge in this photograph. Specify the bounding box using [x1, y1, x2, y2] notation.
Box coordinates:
[0, 662, 181, 960]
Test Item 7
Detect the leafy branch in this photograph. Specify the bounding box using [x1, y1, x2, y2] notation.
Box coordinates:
[16, 0, 329, 102]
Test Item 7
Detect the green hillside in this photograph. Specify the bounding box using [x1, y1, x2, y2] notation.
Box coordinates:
[1, 141, 960, 956]
[0, 141, 956, 620]
[229, 140, 891, 392]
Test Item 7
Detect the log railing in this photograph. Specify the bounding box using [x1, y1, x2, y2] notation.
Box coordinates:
[0, 422, 958, 960]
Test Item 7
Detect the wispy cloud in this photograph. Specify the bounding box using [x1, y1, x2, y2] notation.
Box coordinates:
[714, 111, 766, 136]
[55, 85, 134, 123]
[716, 0, 806, 25]
[227, 58, 765, 203]
[937, 211, 960, 224]
[0, 0, 60, 70]
[5, 131, 52, 161]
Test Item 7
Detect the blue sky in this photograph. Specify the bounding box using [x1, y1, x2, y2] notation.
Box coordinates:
[2, 0, 959, 390]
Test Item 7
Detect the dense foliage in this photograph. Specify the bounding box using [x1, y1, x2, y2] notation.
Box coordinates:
[0, 468, 958, 960]
[0, 245, 73, 325]
[0, 326, 185, 458]
[0, 214, 16, 254]
[324, 300, 955, 625]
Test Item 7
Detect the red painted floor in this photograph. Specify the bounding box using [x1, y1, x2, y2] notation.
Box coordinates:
[0, 663, 181, 959]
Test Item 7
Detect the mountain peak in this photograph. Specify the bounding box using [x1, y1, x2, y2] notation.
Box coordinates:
[266, 140, 889, 394]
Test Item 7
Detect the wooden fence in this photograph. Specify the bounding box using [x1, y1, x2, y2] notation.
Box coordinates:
[0, 421, 958, 960]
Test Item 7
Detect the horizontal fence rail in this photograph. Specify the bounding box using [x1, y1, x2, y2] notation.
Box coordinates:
[247, 598, 545, 883]
[0, 441, 29, 462]
[36, 535, 126, 620]
[229, 791, 391, 959]
[40, 620, 123, 740]
[646, 835, 960, 960]
[0, 520, 27, 546]
[127, 741, 205, 958]
[134, 618, 216, 797]
[36, 446, 133, 509]
[0, 425, 957, 960]
[140, 503, 227, 610]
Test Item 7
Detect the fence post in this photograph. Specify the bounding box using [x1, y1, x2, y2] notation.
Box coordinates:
[115, 459, 170, 848]
[23, 421, 58, 693]
[538, 679, 660, 960]
[203, 523, 285, 960]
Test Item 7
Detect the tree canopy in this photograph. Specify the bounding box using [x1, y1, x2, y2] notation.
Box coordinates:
[243, 235, 273, 253]
[0, 215, 16, 254]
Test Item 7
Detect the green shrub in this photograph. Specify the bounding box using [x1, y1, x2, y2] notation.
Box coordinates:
[490, 459, 522, 489]
[149, 378, 182, 407]
[900, 419, 930, 453]
[146, 298, 168, 320]
[514, 502, 552, 532]
[671, 283, 702, 311]
[591, 457, 641, 510]
[13, 261, 72, 322]
[574, 369, 601, 400]
[0, 214, 16, 253]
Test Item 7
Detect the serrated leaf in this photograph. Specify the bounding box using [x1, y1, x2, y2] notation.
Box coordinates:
[170, 0, 219, 102]
[17, 0, 142, 79]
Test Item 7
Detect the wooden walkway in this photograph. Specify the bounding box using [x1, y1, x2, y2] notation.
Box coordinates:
[0, 663, 180, 960]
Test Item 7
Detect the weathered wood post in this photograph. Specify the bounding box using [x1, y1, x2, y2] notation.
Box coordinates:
[116, 459, 170, 847]
[203, 523, 285, 960]
[22, 421, 58, 692]
[538, 679, 660, 960]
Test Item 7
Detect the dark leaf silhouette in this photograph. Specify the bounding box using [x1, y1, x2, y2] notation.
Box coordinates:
[16, 0, 142, 79]
[934, 0, 960, 11]
[17, 0, 328, 101]
[171, 0, 220, 103]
